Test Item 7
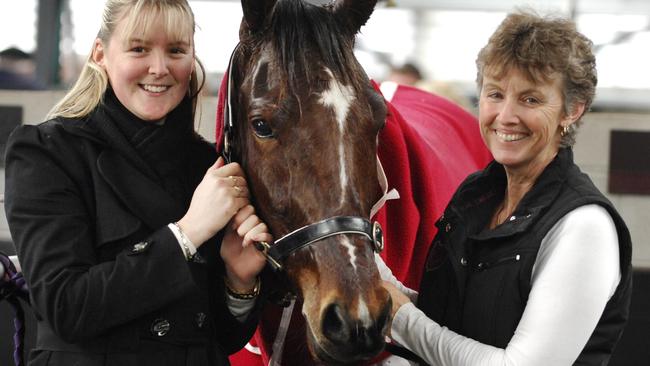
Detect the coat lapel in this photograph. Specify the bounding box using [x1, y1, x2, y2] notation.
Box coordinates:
[63, 92, 196, 231]
[88, 93, 189, 229]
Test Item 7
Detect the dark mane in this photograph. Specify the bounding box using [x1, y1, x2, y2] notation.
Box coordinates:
[269, 0, 359, 87]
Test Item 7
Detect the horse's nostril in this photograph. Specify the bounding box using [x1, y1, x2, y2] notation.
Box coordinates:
[322, 303, 348, 344]
[318, 302, 388, 362]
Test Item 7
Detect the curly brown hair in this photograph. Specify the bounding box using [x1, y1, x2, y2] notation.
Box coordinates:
[476, 10, 597, 146]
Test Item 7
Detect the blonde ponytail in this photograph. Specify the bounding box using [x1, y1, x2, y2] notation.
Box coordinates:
[47, 54, 108, 119]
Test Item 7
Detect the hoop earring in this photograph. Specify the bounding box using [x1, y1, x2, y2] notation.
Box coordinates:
[560, 125, 570, 137]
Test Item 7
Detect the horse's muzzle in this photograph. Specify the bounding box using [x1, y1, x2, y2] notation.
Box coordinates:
[314, 298, 392, 364]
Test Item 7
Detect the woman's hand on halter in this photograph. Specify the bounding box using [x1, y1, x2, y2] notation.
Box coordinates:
[177, 157, 250, 247]
[221, 204, 271, 292]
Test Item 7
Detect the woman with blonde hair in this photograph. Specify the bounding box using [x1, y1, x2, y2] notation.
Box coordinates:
[4, 1, 269, 365]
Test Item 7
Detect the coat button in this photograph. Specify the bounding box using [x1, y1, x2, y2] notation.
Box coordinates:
[195, 312, 207, 329]
[509, 215, 516, 222]
[445, 223, 452, 232]
[191, 252, 207, 264]
[132, 241, 149, 253]
[460, 257, 468, 266]
[151, 319, 171, 337]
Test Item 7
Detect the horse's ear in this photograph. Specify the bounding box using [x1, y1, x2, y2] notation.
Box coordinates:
[335, 0, 377, 33]
[241, 0, 277, 35]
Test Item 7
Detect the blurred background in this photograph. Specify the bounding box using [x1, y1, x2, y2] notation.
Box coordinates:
[3, 0, 650, 102]
[1, 0, 649, 365]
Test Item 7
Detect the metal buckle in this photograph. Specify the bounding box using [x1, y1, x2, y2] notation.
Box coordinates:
[372, 221, 384, 253]
[254, 241, 283, 271]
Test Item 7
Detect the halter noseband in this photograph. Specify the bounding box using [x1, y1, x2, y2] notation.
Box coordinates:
[222, 44, 384, 272]
[255, 217, 384, 271]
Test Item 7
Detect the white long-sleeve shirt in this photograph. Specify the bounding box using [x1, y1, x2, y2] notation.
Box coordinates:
[379, 204, 620, 366]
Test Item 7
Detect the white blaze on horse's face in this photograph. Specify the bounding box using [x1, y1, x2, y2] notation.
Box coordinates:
[340, 236, 358, 271]
[318, 67, 361, 275]
[358, 299, 372, 328]
[318, 67, 356, 207]
[319, 68, 355, 131]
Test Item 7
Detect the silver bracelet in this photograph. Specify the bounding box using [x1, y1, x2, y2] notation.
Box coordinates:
[173, 222, 193, 260]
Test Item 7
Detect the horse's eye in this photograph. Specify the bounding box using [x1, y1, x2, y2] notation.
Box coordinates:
[251, 119, 274, 138]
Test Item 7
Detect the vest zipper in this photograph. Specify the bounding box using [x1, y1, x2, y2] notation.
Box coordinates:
[476, 254, 521, 271]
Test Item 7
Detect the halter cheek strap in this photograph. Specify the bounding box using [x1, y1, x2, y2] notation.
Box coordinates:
[222, 44, 240, 164]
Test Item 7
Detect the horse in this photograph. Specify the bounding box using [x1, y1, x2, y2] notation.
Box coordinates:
[218, 0, 493, 364]
[220, 0, 393, 363]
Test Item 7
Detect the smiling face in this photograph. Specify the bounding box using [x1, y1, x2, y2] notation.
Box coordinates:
[479, 67, 581, 177]
[92, 10, 195, 121]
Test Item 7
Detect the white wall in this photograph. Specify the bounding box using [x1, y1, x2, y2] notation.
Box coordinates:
[573, 112, 650, 268]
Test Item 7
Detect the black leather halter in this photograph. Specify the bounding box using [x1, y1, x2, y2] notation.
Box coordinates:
[255, 217, 384, 271]
[222, 45, 384, 272]
[221, 44, 239, 165]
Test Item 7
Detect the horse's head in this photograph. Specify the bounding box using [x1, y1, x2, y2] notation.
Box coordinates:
[228, 0, 390, 362]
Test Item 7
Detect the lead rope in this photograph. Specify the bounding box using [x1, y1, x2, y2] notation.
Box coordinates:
[1, 253, 28, 366]
[268, 299, 295, 366]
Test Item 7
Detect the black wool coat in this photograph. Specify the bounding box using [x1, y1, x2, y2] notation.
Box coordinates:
[4, 96, 256, 366]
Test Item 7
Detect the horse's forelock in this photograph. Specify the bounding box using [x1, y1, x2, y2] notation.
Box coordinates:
[260, 0, 363, 89]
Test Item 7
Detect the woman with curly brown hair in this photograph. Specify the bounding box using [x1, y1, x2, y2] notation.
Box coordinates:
[381, 10, 632, 365]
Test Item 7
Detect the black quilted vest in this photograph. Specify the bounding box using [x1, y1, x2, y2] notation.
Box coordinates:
[417, 148, 632, 365]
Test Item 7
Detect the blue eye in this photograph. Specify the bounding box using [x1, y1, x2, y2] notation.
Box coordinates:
[251, 119, 274, 138]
